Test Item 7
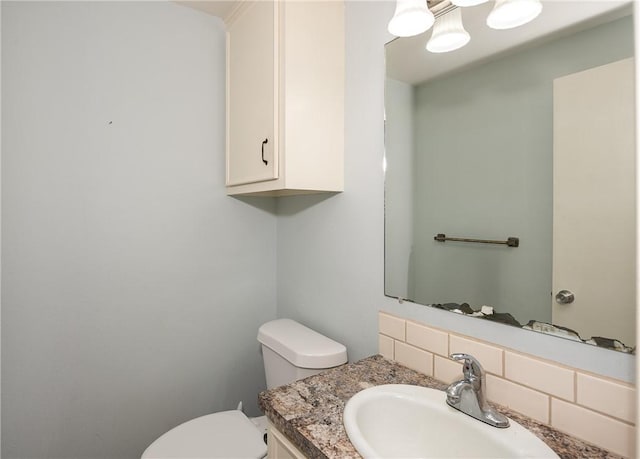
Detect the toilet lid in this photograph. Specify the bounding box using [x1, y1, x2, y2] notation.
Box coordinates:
[141, 410, 268, 459]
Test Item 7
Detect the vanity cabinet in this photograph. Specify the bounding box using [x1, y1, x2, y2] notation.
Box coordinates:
[267, 423, 307, 459]
[225, 0, 344, 196]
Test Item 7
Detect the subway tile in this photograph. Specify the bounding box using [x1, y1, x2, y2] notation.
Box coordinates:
[449, 334, 503, 376]
[391, 313, 637, 457]
[486, 375, 550, 424]
[379, 312, 405, 341]
[551, 398, 635, 458]
[505, 352, 574, 401]
[577, 373, 636, 424]
[395, 341, 433, 376]
[378, 333, 394, 360]
[406, 321, 448, 356]
[433, 355, 463, 384]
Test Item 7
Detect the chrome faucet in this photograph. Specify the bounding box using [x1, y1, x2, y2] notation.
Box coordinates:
[446, 353, 509, 428]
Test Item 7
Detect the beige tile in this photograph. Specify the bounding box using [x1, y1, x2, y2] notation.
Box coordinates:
[433, 355, 463, 384]
[406, 321, 448, 356]
[379, 312, 405, 341]
[551, 398, 635, 458]
[486, 375, 549, 424]
[395, 342, 433, 376]
[378, 334, 394, 360]
[505, 352, 574, 401]
[577, 373, 636, 424]
[449, 334, 503, 376]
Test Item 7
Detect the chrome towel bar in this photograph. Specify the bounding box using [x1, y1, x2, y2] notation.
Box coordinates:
[434, 233, 519, 248]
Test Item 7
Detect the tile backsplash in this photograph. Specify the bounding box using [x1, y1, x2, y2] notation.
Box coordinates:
[378, 311, 636, 458]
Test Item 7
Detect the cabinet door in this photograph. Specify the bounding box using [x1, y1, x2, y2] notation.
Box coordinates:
[226, 1, 279, 186]
[267, 424, 306, 459]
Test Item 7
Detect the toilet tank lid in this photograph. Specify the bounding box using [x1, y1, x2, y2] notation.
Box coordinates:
[257, 319, 347, 369]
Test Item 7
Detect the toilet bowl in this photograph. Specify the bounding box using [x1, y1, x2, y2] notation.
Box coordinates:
[141, 319, 348, 459]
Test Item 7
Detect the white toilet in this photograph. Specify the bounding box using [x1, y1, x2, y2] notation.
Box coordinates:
[141, 319, 348, 459]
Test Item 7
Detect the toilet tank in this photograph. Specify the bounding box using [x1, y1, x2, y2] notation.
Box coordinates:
[257, 319, 348, 389]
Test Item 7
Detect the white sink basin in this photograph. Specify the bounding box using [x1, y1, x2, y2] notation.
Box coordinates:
[343, 384, 559, 459]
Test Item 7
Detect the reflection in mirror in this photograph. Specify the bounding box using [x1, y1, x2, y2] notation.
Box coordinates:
[384, 0, 636, 352]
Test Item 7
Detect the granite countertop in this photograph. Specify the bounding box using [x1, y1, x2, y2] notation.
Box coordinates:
[258, 355, 622, 459]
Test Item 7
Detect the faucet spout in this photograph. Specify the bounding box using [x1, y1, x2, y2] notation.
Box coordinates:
[445, 379, 473, 405]
[445, 353, 509, 428]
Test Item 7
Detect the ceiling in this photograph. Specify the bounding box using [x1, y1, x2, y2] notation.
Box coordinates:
[177, 0, 633, 85]
[386, 0, 633, 85]
[175, 0, 238, 20]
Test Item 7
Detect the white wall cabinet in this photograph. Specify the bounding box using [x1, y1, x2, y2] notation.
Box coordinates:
[225, 0, 344, 196]
[267, 423, 307, 459]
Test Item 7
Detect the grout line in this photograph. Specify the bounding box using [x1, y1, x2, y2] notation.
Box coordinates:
[431, 346, 435, 376]
[445, 330, 450, 357]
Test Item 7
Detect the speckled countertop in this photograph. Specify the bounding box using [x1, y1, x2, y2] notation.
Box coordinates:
[258, 355, 622, 459]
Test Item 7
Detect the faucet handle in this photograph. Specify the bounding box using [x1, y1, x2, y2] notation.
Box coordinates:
[450, 353, 485, 381]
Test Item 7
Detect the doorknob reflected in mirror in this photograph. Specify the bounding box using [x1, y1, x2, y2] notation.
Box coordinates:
[555, 290, 575, 305]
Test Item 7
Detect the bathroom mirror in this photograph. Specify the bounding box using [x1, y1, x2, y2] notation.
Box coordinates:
[384, 0, 636, 352]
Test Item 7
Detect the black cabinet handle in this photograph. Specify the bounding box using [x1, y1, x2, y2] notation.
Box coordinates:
[261, 138, 268, 166]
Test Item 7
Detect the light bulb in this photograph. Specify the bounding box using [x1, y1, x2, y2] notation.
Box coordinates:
[388, 0, 435, 37]
[426, 8, 470, 53]
[486, 0, 542, 30]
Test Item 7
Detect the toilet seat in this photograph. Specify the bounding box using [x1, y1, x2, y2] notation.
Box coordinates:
[141, 410, 267, 459]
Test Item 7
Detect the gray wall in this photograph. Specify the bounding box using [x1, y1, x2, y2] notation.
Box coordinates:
[276, 2, 391, 361]
[407, 16, 634, 326]
[1, 2, 276, 458]
[1, 2, 636, 459]
[278, 1, 635, 381]
[384, 78, 414, 299]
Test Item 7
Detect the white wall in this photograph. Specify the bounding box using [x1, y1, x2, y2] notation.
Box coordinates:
[277, 0, 635, 382]
[1, 2, 277, 458]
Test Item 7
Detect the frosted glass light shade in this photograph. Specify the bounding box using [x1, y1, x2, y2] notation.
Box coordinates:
[388, 0, 435, 37]
[451, 0, 489, 6]
[426, 8, 470, 53]
[486, 0, 543, 30]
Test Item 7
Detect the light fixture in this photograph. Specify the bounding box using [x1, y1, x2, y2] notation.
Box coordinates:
[426, 8, 470, 53]
[388, 0, 543, 53]
[486, 0, 543, 30]
[388, 0, 435, 37]
[451, 0, 489, 7]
